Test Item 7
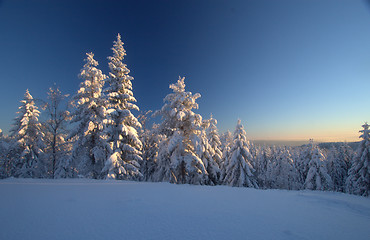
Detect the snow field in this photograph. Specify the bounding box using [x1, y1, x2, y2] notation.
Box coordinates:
[0, 179, 369, 240]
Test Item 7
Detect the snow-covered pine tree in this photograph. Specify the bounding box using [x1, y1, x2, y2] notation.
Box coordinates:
[220, 130, 233, 180]
[346, 123, 370, 196]
[268, 147, 299, 190]
[206, 114, 223, 167]
[327, 143, 352, 192]
[0, 129, 11, 178]
[248, 141, 259, 170]
[295, 139, 315, 186]
[69, 52, 109, 179]
[10, 89, 46, 178]
[3, 133, 21, 178]
[221, 130, 233, 151]
[153, 77, 208, 185]
[102, 34, 142, 180]
[41, 85, 72, 178]
[192, 119, 220, 185]
[255, 144, 272, 189]
[265, 145, 279, 189]
[285, 148, 301, 190]
[138, 111, 163, 181]
[338, 143, 353, 171]
[223, 120, 258, 188]
[304, 145, 333, 191]
[155, 135, 171, 182]
[140, 124, 163, 181]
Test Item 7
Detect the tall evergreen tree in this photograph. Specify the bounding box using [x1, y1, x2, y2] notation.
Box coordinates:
[193, 119, 220, 185]
[41, 85, 72, 178]
[346, 123, 370, 196]
[102, 34, 142, 180]
[153, 77, 208, 184]
[223, 120, 258, 188]
[10, 89, 45, 178]
[69, 52, 109, 179]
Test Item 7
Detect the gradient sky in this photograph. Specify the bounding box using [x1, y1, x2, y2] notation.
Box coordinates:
[0, 0, 370, 142]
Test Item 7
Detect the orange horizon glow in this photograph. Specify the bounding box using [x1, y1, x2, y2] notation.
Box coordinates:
[247, 126, 361, 143]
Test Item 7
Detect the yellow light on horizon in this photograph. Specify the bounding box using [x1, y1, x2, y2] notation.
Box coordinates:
[249, 127, 360, 142]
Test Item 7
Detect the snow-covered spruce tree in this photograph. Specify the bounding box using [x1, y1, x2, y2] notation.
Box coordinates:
[346, 123, 370, 196]
[304, 146, 333, 191]
[295, 139, 315, 186]
[248, 141, 259, 170]
[140, 124, 164, 181]
[3, 134, 20, 178]
[41, 85, 72, 178]
[221, 130, 233, 151]
[102, 34, 142, 180]
[69, 52, 109, 179]
[254, 145, 272, 189]
[154, 135, 171, 182]
[223, 120, 258, 188]
[0, 129, 11, 178]
[263, 145, 279, 189]
[286, 148, 301, 190]
[220, 130, 233, 179]
[9, 89, 46, 178]
[338, 143, 353, 171]
[138, 111, 163, 181]
[327, 143, 352, 192]
[192, 119, 220, 185]
[267, 147, 299, 190]
[206, 114, 223, 167]
[153, 77, 208, 185]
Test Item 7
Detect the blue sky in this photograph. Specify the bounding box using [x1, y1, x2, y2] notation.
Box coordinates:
[0, 0, 369, 142]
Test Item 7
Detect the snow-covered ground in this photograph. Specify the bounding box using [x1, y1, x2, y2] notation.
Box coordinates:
[0, 179, 369, 240]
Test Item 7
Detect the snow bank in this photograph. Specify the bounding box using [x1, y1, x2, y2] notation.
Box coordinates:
[0, 178, 369, 240]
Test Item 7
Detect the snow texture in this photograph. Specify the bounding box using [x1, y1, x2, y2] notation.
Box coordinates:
[0, 178, 369, 240]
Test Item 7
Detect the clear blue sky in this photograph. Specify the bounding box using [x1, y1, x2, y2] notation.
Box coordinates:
[0, 0, 370, 142]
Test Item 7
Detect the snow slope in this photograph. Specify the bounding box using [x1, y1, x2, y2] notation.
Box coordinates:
[0, 179, 369, 240]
